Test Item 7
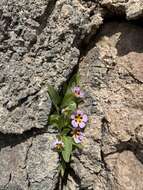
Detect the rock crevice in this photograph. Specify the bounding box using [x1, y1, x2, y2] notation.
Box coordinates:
[0, 0, 143, 189]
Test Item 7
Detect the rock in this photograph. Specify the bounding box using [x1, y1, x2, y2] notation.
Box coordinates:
[69, 21, 143, 189]
[126, 0, 143, 20]
[0, 133, 58, 190]
[101, 0, 143, 19]
[0, 0, 103, 188]
[0, 0, 143, 189]
[0, 139, 31, 189]
[0, 0, 102, 134]
[101, 0, 127, 15]
[105, 151, 143, 190]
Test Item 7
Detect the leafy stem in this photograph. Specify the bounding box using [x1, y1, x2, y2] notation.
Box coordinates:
[48, 73, 88, 178]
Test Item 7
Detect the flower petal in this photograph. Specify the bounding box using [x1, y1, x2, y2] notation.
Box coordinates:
[71, 114, 75, 119]
[51, 140, 64, 150]
[80, 91, 84, 98]
[74, 86, 80, 92]
[73, 132, 84, 143]
[79, 122, 86, 128]
[83, 114, 88, 123]
[76, 110, 83, 116]
[51, 142, 56, 149]
[71, 120, 78, 128]
[73, 136, 82, 143]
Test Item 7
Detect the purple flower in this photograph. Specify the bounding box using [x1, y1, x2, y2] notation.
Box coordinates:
[71, 110, 88, 128]
[72, 129, 84, 143]
[51, 139, 64, 151]
[73, 86, 84, 98]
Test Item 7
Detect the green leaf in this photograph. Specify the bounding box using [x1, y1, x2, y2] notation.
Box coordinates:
[61, 127, 71, 135]
[62, 101, 77, 117]
[58, 161, 66, 177]
[68, 73, 80, 89]
[61, 93, 75, 108]
[62, 136, 73, 163]
[61, 73, 80, 96]
[47, 85, 61, 111]
[59, 115, 69, 129]
[72, 141, 83, 149]
[62, 82, 68, 96]
[49, 114, 69, 131]
[48, 114, 60, 128]
[67, 101, 77, 111]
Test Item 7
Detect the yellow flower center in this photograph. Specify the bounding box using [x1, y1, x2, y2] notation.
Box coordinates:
[72, 129, 80, 138]
[75, 114, 83, 123]
[56, 143, 63, 149]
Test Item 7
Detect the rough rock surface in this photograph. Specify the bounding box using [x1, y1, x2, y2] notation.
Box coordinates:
[0, 0, 102, 134]
[70, 21, 143, 190]
[0, 132, 58, 190]
[0, 0, 143, 189]
[101, 0, 143, 19]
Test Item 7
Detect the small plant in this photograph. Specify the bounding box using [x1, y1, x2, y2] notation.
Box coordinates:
[48, 74, 88, 177]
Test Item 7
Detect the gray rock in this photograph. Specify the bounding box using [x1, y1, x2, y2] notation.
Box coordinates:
[0, 0, 102, 134]
[0, 132, 58, 190]
[0, 0, 143, 189]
